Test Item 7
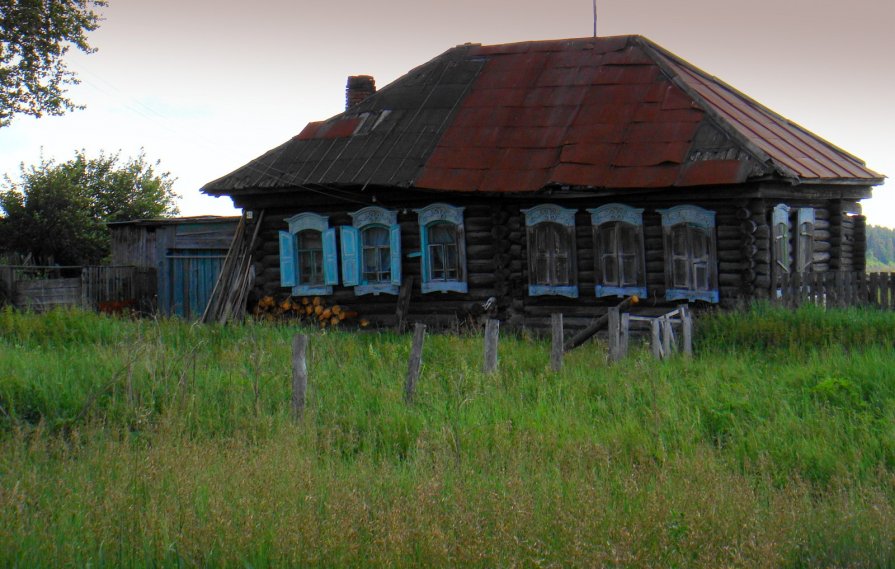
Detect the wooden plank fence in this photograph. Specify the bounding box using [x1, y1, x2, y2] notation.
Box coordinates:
[0, 265, 156, 312]
[773, 271, 895, 309]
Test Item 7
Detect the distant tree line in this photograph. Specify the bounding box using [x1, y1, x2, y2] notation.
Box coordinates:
[866, 225, 895, 270]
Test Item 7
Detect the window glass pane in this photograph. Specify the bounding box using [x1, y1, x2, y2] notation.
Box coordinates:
[362, 226, 390, 283]
[620, 254, 638, 287]
[363, 248, 379, 276]
[602, 254, 618, 286]
[427, 223, 460, 282]
[298, 230, 324, 285]
[555, 255, 569, 283]
[601, 224, 617, 254]
[672, 226, 688, 257]
[379, 248, 391, 280]
[551, 224, 569, 253]
[694, 263, 709, 290]
[444, 244, 458, 279]
[672, 258, 690, 288]
[535, 254, 549, 285]
[691, 227, 708, 259]
[618, 224, 638, 255]
[531, 222, 573, 287]
[430, 244, 445, 280]
[429, 223, 456, 244]
[364, 226, 389, 246]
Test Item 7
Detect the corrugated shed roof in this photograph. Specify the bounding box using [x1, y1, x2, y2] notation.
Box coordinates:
[203, 36, 882, 196]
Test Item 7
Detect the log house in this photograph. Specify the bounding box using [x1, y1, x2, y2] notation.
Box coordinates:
[202, 36, 883, 330]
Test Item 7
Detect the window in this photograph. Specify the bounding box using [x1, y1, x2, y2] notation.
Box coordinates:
[341, 206, 401, 295]
[772, 204, 791, 276]
[297, 230, 324, 285]
[521, 204, 578, 298]
[589, 204, 646, 298]
[658, 205, 718, 303]
[362, 226, 391, 283]
[415, 203, 467, 293]
[279, 213, 338, 295]
[795, 208, 814, 273]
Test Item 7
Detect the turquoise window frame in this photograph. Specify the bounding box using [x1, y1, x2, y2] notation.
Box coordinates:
[415, 203, 468, 294]
[589, 204, 647, 299]
[342, 206, 401, 296]
[281, 212, 338, 296]
[521, 204, 579, 298]
[658, 205, 719, 303]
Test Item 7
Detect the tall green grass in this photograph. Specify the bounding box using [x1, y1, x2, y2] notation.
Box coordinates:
[1, 305, 895, 567]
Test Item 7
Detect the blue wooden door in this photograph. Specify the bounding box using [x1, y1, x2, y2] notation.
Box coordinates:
[165, 249, 227, 319]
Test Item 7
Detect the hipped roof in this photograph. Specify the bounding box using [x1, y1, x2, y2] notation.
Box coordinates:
[203, 35, 882, 196]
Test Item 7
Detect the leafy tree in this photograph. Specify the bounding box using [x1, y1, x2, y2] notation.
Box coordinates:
[866, 225, 895, 270]
[0, 0, 106, 126]
[0, 150, 179, 264]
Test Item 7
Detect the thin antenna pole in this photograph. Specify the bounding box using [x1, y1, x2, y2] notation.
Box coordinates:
[592, 0, 597, 37]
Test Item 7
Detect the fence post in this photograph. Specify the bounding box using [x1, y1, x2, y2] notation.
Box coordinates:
[680, 305, 693, 358]
[662, 315, 674, 355]
[650, 319, 663, 360]
[607, 307, 621, 362]
[404, 323, 426, 404]
[550, 313, 563, 372]
[292, 334, 309, 420]
[620, 313, 630, 359]
[483, 319, 500, 374]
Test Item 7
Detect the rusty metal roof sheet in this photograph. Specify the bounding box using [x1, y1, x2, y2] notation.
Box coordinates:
[203, 36, 882, 196]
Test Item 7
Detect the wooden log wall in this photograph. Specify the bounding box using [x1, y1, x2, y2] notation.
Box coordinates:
[853, 214, 867, 273]
[240, 189, 874, 332]
[250, 201, 499, 330]
[748, 199, 770, 299]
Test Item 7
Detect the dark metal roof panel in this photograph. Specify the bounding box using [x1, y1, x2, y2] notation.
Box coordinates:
[644, 39, 882, 182]
[203, 35, 881, 197]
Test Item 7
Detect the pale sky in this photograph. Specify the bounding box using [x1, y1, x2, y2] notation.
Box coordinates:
[1, 0, 892, 225]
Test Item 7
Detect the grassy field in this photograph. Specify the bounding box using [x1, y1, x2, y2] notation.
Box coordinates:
[1, 306, 895, 567]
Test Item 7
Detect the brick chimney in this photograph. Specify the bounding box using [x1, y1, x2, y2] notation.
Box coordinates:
[345, 75, 375, 110]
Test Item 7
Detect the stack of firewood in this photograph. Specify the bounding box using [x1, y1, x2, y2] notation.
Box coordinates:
[252, 295, 369, 328]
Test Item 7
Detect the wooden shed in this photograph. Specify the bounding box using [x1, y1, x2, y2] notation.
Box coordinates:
[201, 36, 883, 330]
[109, 216, 239, 318]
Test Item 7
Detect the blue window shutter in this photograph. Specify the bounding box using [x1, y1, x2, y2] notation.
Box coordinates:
[340, 226, 360, 287]
[419, 225, 430, 283]
[390, 223, 402, 286]
[278, 230, 297, 287]
[323, 227, 339, 286]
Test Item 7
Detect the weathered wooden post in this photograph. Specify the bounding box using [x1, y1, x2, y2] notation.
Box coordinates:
[404, 323, 426, 404]
[650, 319, 663, 360]
[662, 315, 674, 355]
[483, 319, 499, 374]
[680, 306, 693, 358]
[550, 313, 563, 372]
[607, 307, 621, 362]
[564, 295, 638, 352]
[620, 313, 630, 359]
[292, 334, 308, 420]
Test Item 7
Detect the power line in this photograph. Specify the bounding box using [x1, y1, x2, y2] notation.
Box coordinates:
[75, 66, 390, 208]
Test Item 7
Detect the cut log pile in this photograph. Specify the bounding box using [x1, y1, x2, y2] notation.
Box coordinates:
[252, 295, 369, 329]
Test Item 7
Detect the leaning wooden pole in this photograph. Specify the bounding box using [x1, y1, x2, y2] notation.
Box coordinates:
[550, 313, 564, 372]
[292, 334, 309, 420]
[404, 323, 426, 404]
[564, 296, 638, 352]
[483, 319, 500, 374]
